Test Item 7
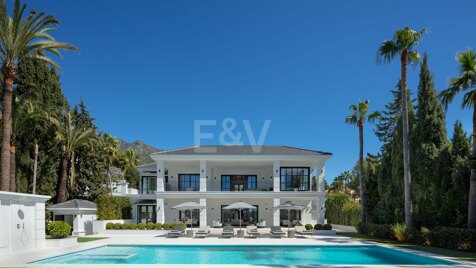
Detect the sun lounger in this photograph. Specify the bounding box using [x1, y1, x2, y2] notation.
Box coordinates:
[270, 226, 286, 238]
[295, 226, 314, 238]
[247, 226, 260, 238]
[195, 226, 210, 238]
[167, 226, 186, 238]
[222, 225, 234, 238]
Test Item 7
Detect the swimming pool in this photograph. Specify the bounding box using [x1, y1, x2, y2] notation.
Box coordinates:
[33, 245, 456, 265]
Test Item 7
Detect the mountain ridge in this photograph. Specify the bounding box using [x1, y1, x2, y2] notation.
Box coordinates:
[119, 139, 160, 164]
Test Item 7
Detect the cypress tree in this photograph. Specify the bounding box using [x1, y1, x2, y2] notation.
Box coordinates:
[412, 53, 447, 227]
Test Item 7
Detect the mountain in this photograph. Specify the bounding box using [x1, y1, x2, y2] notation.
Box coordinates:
[119, 139, 160, 164]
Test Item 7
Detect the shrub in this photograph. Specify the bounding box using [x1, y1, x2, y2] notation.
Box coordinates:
[47, 221, 71, 239]
[420, 227, 431, 246]
[429, 226, 476, 252]
[120, 223, 130, 229]
[137, 223, 146, 230]
[113, 223, 122, 229]
[162, 223, 171, 230]
[106, 222, 114, 229]
[146, 222, 155, 230]
[357, 223, 394, 239]
[314, 224, 323, 230]
[392, 223, 407, 242]
[96, 195, 132, 220]
[305, 224, 313, 230]
[154, 223, 162, 230]
[325, 193, 361, 226]
[128, 223, 137, 230]
[295, 222, 303, 226]
[323, 224, 332, 230]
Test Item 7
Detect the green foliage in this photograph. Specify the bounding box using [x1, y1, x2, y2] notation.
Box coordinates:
[105, 223, 114, 229]
[314, 224, 322, 230]
[96, 195, 132, 220]
[146, 222, 155, 230]
[162, 223, 171, 230]
[429, 227, 476, 252]
[113, 223, 122, 229]
[357, 223, 394, 239]
[325, 193, 361, 226]
[47, 221, 72, 239]
[137, 223, 146, 230]
[128, 223, 137, 230]
[304, 224, 313, 230]
[392, 223, 408, 242]
[154, 223, 162, 230]
[323, 224, 332, 230]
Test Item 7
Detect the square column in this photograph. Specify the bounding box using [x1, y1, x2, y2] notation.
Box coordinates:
[273, 198, 280, 226]
[156, 160, 165, 192]
[273, 160, 280, 192]
[199, 198, 207, 227]
[200, 160, 207, 192]
[312, 197, 325, 224]
[313, 161, 325, 192]
[156, 198, 165, 223]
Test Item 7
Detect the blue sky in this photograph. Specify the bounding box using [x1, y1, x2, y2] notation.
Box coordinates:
[23, 0, 476, 181]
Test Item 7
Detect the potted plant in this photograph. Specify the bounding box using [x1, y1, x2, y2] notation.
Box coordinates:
[293, 177, 300, 191]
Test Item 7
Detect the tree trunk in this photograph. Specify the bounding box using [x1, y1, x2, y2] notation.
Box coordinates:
[0, 75, 14, 191]
[9, 141, 16, 192]
[468, 98, 476, 229]
[56, 155, 69, 203]
[359, 123, 366, 223]
[401, 51, 414, 228]
[32, 143, 38, 194]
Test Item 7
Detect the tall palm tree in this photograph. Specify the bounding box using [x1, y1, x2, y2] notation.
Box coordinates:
[377, 27, 427, 228]
[102, 133, 121, 193]
[0, 0, 77, 191]
[54, 112, 96, 203]
[9, 97, 46, 191]
[439, 49, 476, 229]
[120, 149, 141, 173]
[345, 100, 380, 223]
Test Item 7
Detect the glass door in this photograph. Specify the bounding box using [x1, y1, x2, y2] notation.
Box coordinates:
[138, 205, 156, 223]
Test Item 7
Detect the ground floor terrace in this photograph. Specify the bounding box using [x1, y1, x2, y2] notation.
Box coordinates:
[128, 192, 325, 227]
[0, 230, 471, 268]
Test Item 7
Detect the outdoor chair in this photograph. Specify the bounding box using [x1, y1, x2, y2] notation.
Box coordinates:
[246, 226, 260, 238]
[270, 226, 286, 238]
[256, 219, 266, 228]
[222, 225, 234, 238]
[167, 226, 186, 238]
[295, 226, 314, 238]
[195, 226, 210, 238]
[213, 219, 223, 228]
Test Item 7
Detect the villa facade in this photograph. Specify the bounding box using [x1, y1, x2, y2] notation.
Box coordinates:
[125, 145, 332, 227]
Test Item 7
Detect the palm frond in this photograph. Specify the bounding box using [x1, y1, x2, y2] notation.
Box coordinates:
[377, 40, 399, 64]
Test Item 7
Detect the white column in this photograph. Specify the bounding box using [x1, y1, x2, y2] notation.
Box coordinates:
[156, 198, 165, 223]
[72, 215, 85, 236]
[200, 160, 207, 192]
[318, 166, 325, 192]
[199, 198, 207, 227]
[273, 160, 280, 192]
[156, 160, 165, 192]
[273, 198, 280, 227]
[313, 161, 325, 192]
[34, 201, 46, 248]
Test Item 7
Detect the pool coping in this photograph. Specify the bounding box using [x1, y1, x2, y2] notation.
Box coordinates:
[0, 234, 474, 268]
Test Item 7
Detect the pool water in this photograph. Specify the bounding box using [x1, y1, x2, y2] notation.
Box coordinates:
[33, 245, 456, 265]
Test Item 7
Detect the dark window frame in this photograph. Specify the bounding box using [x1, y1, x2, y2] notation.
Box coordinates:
[279, 167, 310, 191]
[220, 175, 258, 191]
[178, 173, 200, 191]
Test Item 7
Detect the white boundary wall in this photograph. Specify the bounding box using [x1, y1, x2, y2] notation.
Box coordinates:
[0, 191, 50, 256]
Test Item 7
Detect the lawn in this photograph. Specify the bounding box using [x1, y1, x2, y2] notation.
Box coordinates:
[77, 237, 108, 243]
[338, 232, 476, 263]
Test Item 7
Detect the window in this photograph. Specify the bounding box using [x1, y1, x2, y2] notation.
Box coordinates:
[178, 174, 200, 191]
[222, 175, 231, 191]
[247, 175, 257, 189]
[141, 176, 157, 194]
[137, 205, 156, 223]
[280, 167, 310, 191]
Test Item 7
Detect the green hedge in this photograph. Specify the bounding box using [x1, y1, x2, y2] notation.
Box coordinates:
[96, 195, 132, 220]
[325, 193, 361, 226]
[104, 222, 186, 230]
[358, 223, 476, 252]
[47, 221, 72, 238]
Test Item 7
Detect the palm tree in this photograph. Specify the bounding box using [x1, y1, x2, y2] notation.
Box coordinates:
[54, 112, 96, 203]
[345, 100, 379, 223]
[439, 49, 476, 229]
[0, 0, 77, 191]
[102, 133, 121, 193]
[377, 27, 427, 228]
[9, 97, 46, 191]
[120, 149, 141, 173]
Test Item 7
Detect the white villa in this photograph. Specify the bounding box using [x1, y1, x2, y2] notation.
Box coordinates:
[120, 145, 332, 228]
